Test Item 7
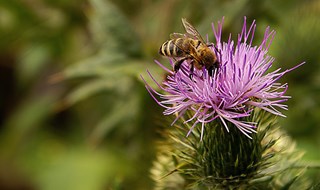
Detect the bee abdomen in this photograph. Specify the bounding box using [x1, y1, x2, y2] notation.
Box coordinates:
[159, 38, 184, 57]
[159, 41, 169, 56]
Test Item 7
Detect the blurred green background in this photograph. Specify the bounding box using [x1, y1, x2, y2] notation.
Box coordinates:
[0, 0, 319, 189]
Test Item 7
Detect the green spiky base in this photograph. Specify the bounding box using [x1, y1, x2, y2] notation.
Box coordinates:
[151, 109, 310, 190]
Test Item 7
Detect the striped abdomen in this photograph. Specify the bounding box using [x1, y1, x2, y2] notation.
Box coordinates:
[159, 38, 200, 57]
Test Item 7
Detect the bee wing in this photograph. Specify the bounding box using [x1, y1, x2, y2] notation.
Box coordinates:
[167, 33, 191, 55]
[170, 37, 200, 62]
[171, 39, 191, 55]
[170, 33, 196, 40]
[170, 33, 186, 39]
[181, 18, 206, 44]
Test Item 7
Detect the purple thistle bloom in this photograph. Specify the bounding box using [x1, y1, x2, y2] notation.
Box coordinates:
[142, 17, 304, 139]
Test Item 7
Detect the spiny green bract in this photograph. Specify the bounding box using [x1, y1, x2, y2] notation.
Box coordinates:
[150, 109, 309, 190]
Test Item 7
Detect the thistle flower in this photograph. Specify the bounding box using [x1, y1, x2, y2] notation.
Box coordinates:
[142, 17, 304, 139]
[150, 110, 311, 189]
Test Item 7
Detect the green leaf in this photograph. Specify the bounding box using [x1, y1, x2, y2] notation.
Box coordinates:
[0, 95, 55, 157]
[17, 43, 51, 86]
[89, 0, 141, 57]
[280, 175, 299, 190]
[88, 91, 140, 145]
[62, 78, 119, 107]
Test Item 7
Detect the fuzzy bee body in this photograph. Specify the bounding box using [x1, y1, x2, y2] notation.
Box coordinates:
[159, 38, 200, 57]
[159, 18, 220, 77]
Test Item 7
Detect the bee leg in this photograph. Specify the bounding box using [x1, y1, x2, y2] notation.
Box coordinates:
[207, 65, 214, 76]
[189, 61, 194, 79]
[207, 43, 214, 47]
[174, 58, 187, 73]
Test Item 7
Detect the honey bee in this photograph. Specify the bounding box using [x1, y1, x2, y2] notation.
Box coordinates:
[159, 18, 219, 78]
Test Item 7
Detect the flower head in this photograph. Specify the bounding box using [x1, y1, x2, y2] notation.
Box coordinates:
[142, 17, 304, 139]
